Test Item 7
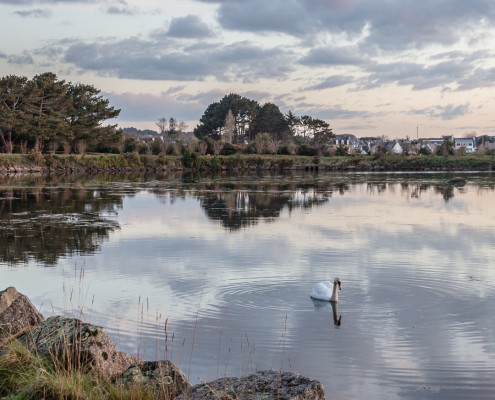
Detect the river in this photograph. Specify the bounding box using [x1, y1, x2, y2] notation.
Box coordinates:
[1, 171, 495, 399]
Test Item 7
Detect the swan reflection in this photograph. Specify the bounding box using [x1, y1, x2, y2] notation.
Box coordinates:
[311, 299, 342, 327]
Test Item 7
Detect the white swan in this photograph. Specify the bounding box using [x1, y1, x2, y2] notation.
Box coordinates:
[311, 277, 342, 302]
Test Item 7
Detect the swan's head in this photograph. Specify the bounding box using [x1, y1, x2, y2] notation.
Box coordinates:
[334, 277, 342, 290]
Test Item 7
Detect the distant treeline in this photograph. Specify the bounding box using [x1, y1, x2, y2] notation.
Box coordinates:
[0, 73, 121, 154]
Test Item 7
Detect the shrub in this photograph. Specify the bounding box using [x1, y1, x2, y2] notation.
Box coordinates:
[181, 149, 200, 168]
[297, 144, 317, 156]
[220, 142, 236, 155]
[277, 144, 291, 155]
[125, 152, 142, 167]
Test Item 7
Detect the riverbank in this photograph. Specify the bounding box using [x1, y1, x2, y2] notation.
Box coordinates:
[0, 287, 325, 400]
[1, 153, 495, 174]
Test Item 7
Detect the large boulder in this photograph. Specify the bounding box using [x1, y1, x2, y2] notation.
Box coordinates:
[18, 315, 138, 380]
[0, 286, 44, 344]
[118, 360, 191, 398]
[177, 370, 325, 400]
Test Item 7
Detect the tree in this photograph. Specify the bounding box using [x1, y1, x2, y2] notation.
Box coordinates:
[156, 117, 167, 134]
[194, 93, 260, 143]
[335, 144, 349, 156]
[0, 72, 122, 153]
[66, 83, 120, 150]
[0, 75, 32, 153]
[168, 117, 178, 136]
[252, 103, 290, 142]
[285, 110, 300, 137]
[436, 136, 455, 156]
[177, 120, 187, 134]
[224, 109, 235, 144]
[28, 72, 71, 150]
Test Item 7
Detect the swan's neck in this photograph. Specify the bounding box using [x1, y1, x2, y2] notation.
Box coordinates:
[330, 282, 339, 302]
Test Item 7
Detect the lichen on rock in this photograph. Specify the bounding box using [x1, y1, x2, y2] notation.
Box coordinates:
[18, 315, 138, 380]
[118, 360, 191, 398]
[0, 286, 44, 344]
[177, 370, 325, 400]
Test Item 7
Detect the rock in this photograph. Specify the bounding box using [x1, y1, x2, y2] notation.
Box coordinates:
[118, 360, 191, 398]
[18, 315, 138, 380]
[0, 287, 44, 344]
[177, 370, 325, 400]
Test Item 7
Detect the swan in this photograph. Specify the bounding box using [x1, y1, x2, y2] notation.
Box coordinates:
[310, 277, 342, 302]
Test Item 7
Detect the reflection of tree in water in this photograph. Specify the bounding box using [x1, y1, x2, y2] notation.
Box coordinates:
[368, 177, 484, 203]
[0, 175, 124, 265]
[198, 181, 340, 231]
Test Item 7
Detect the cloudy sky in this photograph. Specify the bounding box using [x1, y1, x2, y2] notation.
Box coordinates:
[1, 0, 494, 138]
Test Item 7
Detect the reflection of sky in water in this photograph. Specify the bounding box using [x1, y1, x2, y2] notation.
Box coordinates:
[2, 174, 495, 399]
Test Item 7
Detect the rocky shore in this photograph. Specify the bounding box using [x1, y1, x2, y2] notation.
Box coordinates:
[0, 286, 325, 399]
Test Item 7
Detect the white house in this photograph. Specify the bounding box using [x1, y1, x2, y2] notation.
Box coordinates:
[454, 138, 476, 153]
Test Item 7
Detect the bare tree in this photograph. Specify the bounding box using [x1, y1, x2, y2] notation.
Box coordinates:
[76, 140, 87, 155]
[224, 109, 235, 144]
[198, 141, 208, 155]
[213, 141, 223, 155]
[178, 121, 187, 133]
[156, 117, 167, 134]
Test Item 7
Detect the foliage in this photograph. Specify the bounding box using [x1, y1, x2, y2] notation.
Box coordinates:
[436, 136, 455, 156]
[181, 149, 200, 168]
[297, 144, 317, 156]
[418, 146, 432, 155]
[253, 132, 272, 154]
[220, 142, 236, 155]
[251, 103, 290, 142]
[0, 73, 121, 154]
[335, 144, 349, 156]
[194, 93, 259, 143]
[0, 339, 162, 400]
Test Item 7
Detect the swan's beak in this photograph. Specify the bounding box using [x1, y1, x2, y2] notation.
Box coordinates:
[338, 282, 342, 290]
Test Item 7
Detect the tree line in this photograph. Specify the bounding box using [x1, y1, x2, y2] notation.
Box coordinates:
[1, 72, 335, 156]
[193, 93, 334, 149]
[0, 73, 121, 154]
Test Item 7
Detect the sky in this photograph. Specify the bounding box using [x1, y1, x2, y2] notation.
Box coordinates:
[1, 0, 494, 138]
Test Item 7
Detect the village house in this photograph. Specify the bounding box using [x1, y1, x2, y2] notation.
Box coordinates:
[454, 137, 476, 153]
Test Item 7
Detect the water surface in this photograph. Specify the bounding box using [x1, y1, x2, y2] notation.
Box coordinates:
[1, 171, 495, 399]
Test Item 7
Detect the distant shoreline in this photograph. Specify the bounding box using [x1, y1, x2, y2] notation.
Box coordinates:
[1, 153, 494, 174]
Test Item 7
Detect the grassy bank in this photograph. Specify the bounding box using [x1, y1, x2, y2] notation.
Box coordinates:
[1, 153, 495, 173]
[0, 340, 156, 400]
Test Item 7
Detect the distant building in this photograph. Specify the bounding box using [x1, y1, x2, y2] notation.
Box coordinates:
[454, 137, 476, 153]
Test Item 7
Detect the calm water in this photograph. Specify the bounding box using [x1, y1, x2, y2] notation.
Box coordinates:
[1, 171, 495, 399]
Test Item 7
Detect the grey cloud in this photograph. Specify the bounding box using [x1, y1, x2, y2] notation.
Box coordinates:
[198, 0, 495, 51]
[8, 54, 34, 64]
[61, 37, 294, 82]
[241, 90, 271, 103]
[106, 89, 225, 122]
[408, 103, 471, 120]
[216, 0, 308, 36]
[105, 5, 136, 15]
[299, 46, 366, 66]
[0, 52, 6, 58]
[163, 85, 187, 95]
[436, 104, 471, 120]
[363, 59, 477, 90]
[167, 15, 215, 38]
[295, 102, 371, 120]
[13, 8, 52, 17]
[303, 75, 354, 91]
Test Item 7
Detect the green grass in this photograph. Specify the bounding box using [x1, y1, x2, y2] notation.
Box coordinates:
[1, 153, 494, 172]
[0, 339, 159, 400]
